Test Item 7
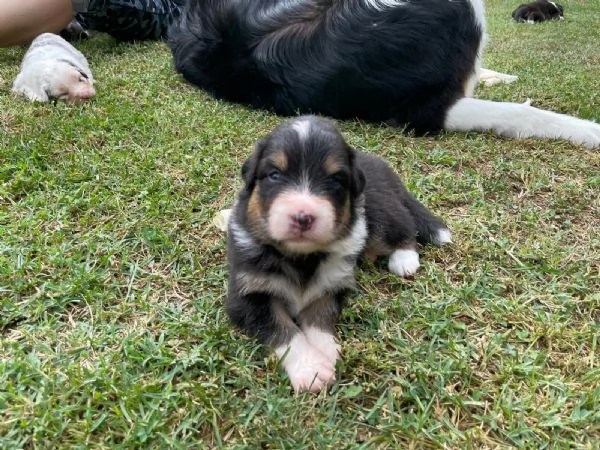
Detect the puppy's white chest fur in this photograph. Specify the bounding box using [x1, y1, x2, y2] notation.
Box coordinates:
[231, 212, 367, 316]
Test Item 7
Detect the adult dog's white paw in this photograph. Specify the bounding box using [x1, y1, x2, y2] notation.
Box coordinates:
[445, 97, 600, 149]
[276, 333, 336, 393]
[388, 248, 420, 277]
[479, 68, 518, 87]
[564, 119, 600, 149]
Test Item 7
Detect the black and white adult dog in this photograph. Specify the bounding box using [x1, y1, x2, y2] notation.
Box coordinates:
[169, 0, 600, 148]
[512, 1, 564, 23]
[226, 116, 451, 392]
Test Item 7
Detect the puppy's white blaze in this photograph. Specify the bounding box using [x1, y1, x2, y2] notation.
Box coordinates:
[444, 97, 600, 149]
[526, 19, 535, 24]
[363, 0, 406, 11]
[275, 333, 336, 393]
[388, 249, 420, 277]
[433, 228, 453, 246]
[267, 191, 336, 249]
[303, 326, 340, 365]
[292, 118, 312, 142]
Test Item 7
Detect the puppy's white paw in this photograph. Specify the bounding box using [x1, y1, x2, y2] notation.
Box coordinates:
[388, 249, 420, 277]
[303, 326, 340, 365]
[432, 228, 453, 246]
[276, 333, 336, 393]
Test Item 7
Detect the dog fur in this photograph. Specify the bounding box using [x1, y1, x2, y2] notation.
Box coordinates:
[169, 0, 600, 148]
[512, 1, 564, 23]
[226, 115, 451, 392]
[12, 33, 95, 103]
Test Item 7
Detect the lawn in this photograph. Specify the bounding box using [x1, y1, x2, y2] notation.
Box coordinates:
[1, 0, 599, 448]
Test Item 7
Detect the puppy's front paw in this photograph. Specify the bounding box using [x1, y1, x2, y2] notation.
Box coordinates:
[388, 248, 420, 277]
[276, 334, 336, 393]
[303, 326, 340, 366]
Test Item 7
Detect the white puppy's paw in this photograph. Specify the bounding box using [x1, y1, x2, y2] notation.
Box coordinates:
[388, 248, 420, 277]
[303, 326, 341, 366]
[276, 334, 336, 393]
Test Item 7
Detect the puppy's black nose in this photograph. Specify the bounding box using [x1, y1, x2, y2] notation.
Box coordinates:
[291, 212, 314, 231]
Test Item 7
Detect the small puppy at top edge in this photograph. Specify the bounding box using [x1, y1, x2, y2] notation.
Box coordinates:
[12, 33, 95, 103]
[226, 116, 452, 393]
[512, 1, 564, 23]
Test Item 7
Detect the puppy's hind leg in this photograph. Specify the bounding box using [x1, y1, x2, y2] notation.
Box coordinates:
[12, 74, 49, 102]
[373, 205, 423, 277]
[400, 193, 452, 247]
[383, 192, 450, 276]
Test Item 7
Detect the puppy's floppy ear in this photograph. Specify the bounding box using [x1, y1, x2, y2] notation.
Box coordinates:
[241, 139, 267, 191]
[348, 147, 366, 197]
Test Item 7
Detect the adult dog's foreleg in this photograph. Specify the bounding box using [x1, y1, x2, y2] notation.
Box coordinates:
[444, 97, 600, 148]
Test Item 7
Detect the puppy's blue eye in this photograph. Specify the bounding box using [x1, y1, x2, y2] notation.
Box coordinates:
[268, 170, 281, 181]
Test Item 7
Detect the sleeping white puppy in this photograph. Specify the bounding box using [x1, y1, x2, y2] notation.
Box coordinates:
[12, 33, 95, 103]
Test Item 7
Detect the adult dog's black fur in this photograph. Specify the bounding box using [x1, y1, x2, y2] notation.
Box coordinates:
[169, 0, 600, 148]
[512, 1, 564, 23]
[170, 0, 480, 134]
[226, 116, 451, 392]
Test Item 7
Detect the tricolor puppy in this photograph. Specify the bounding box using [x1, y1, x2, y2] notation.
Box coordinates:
[13, 33, 95, 103]
[512, 1, 564, 23]
[226, 116, 451, 393]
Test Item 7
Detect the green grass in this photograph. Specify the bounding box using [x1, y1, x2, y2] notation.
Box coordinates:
[1, 1, 599, 447]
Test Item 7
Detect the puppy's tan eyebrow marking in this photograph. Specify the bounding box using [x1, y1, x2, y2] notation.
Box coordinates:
[324, 155, 342, 175]
[269, 151, 288, 171]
